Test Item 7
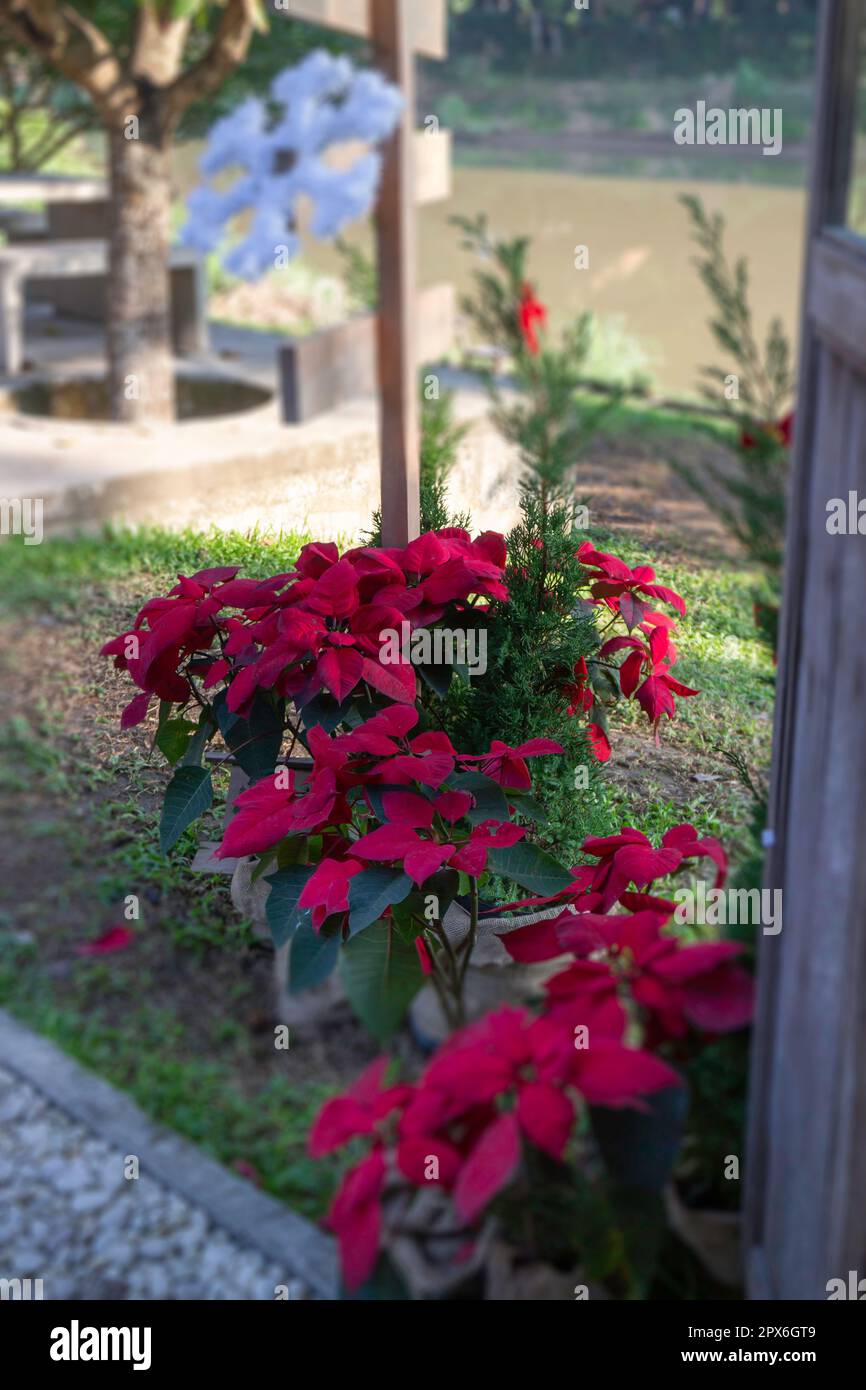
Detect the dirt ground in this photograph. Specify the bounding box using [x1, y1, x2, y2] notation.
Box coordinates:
[578, 426, 740, 563]
[0, 605, 386, 1092]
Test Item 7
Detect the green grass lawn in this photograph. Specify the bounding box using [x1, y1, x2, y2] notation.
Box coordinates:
[0, 524, 360, 1221]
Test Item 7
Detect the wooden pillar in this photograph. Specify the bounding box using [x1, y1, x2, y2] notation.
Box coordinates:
[370, 0, 420, 546]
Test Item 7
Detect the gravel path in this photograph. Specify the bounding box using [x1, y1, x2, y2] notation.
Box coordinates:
[0, 1065, 308, 1300]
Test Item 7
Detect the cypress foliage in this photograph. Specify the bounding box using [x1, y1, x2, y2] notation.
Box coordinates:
[445, 492, 611, 870]
[676, 195, 793, 587]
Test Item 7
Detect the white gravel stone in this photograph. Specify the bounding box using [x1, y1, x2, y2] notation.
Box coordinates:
[0, 1090, 29, 1124]
[69, 1188, 112, 1215]
[0, 1064, 306, 1300]
[51, 1159, 97, 1194]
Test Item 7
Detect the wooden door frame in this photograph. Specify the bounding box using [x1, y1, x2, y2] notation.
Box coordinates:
[745, 0, 866, 1298]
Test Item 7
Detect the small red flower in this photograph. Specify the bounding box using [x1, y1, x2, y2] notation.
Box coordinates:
[577, 542, 686, 619]
[232, 1159, 263, 1187]
[741, 411, 794, 451]
[600, 627, 698, 736]
[518, 282, 547, 355]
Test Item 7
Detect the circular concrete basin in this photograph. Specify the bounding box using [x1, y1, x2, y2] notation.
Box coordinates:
[4, 373, 272, 422]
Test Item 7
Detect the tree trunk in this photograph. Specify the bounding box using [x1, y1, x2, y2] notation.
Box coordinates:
[106, 125, 175, 423]
[0, 3, 258, 425]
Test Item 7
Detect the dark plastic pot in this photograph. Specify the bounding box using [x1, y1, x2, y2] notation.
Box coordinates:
[589, 1083, 690, 1194]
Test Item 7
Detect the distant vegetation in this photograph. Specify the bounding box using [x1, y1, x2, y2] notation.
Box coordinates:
[445, 1, 818, 80]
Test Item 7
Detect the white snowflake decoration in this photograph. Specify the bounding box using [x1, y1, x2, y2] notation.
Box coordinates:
[181, 50, 404, 280]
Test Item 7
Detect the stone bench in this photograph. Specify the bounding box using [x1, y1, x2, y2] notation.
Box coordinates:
[0, 173, 107, 204]
[0, 240, 207, 376]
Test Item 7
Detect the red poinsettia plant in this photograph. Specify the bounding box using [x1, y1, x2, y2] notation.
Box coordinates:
[100, 527, 571, 1037]
[312, 820, 753, 1293]
[562, 542, 696, 760]
[101, 527, 696, 844]
[102, 527, 701, 1038]
[312, 1014, 679, 1293]
[103, 528, 507, 731]
[101, 522, 746, 1297]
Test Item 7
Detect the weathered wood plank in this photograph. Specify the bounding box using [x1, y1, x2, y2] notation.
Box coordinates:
[765, 355, 866, 1296]
[745, 0, 845, 1301]
[808, 232, 866, 369]
[279, 282, 453, 422]
[274, 0, 447, 59]
[745, 0, 866, 1303]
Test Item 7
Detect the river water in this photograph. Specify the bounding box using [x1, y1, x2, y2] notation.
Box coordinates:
[309, 160, 807, 400]
[418, 165, 806, 399]
[175, 140, 807, 400]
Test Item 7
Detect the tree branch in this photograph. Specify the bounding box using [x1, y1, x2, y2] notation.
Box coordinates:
[131, 2, 192, 88]
[0, 0, 136, 123]
[22, 108, 92, 171]
[164, 0, 260, 122]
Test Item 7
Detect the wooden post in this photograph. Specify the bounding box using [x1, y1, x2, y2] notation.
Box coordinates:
[278, 0, 448, 537]
[744, 0, 866, 1300]
[370, 0, 420, 546]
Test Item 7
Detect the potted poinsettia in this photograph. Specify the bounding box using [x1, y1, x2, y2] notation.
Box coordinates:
[101, 527, 510, 818]
[508, 823, 754, 1292]
[101, 520, 753, 1296]
[101, 528, 565, 1033]
[312, 1010, 681, 1300]
[102, 523, 698, 1038]
[308, 826, 753, 1299]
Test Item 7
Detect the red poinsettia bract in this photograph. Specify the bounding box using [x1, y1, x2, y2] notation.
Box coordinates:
[567, 542, 698, 754]
[311, 1006, 680, 1291]
[101, 530, 509, 730]
[215, 707, 562, 905]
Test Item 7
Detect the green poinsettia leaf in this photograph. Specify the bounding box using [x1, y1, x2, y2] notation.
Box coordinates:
[265, 864, 316, 949]
[159, 766, 212, 853]
[347, 868, 413, 936]
[486, 841, 572, 897]
[288, 917, 340, 994]
[340, 922, 425, 1043]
